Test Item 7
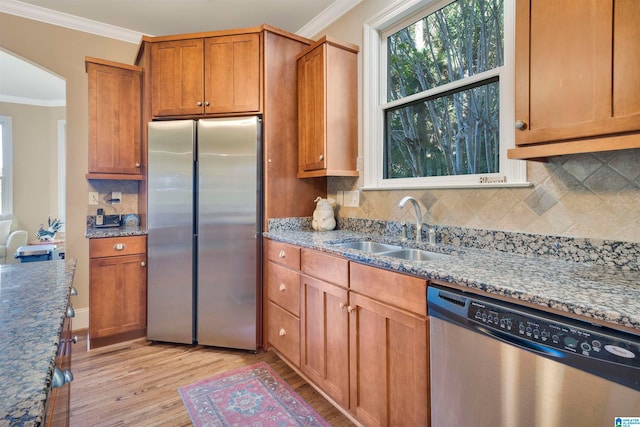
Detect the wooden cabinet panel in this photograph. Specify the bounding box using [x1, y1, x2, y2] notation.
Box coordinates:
[300, 274, 349, 407]
[89, 235, 147, 348]
[296, 37, 359, 178]
[301, 248, 348, 288]
[509, 0, 640, 159]
[150, 39, 204, 117]
[86, 59, 142, 177]
[266, 261, 300, 316]
[266, 240, 301, 269]
[350, 262, 427, 316]
[205, 33, 260, 114]
[44, 313, 72, 426]
[349, 293, 428, 427]
[90, 253, 147, 339]
[267, 301, 300, 366]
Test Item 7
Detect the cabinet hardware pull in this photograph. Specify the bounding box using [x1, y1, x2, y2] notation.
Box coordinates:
[319, 154, 324, 161]
[66, 306, 75, 318]
[135, 163, 141, 168]
[339, 302, 346, 310]
[197, 101, 203, 106]
[278, 250, 286, 258]
[514, 120, 527, 130]
[114, 243, 126, 251]
[141, 262, 146, 267]
[347, 306, 355, 313]
[205, 101, 210, 106]
[63, 369, 74, 384]
[70, 287, 78, 296]
[279, 283, 286, 292]
[52, 367, 65, 388]
[279, 328, 286, 336]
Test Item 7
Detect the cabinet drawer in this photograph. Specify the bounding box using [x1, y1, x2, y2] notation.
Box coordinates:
[350, 262, 427, 316]
[267, 302, 300, 367]
[301, 249, 348, 287]
[267, 261, 300, 316]
[266, 240, 301, 269]
[90, 235, 147, 258]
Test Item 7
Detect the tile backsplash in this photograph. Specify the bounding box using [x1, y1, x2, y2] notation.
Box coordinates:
[329, 149, 640, 243]
[86, 180, 139, 216]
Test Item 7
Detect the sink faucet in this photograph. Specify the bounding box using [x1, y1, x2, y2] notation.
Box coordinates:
[398, 196, 423, 242]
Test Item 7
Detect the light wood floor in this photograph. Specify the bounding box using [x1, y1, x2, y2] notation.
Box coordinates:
[70, 334, 356, 426]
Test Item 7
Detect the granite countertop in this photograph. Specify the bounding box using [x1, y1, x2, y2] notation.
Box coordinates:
[265, 228, 640, 335]
[0, 260, 77, 427]
[85, 226, 147, 239]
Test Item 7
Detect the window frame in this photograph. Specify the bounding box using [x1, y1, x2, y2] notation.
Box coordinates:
[0, 115, 13, 214]
[362, 0, 528, 190]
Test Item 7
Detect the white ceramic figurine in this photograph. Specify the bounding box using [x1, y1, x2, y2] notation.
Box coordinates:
[312, 196, 336, 231]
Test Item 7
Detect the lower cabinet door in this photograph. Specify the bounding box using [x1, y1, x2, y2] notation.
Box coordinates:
[90, 254, 147, 339]
[300, 274, 349, 407]
[349, 293, 429, 427]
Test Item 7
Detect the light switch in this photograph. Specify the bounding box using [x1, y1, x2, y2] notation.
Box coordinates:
[89, 192, 99, 205]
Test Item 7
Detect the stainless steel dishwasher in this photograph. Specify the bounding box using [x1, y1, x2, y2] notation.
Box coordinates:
[427, 285, 640, 427]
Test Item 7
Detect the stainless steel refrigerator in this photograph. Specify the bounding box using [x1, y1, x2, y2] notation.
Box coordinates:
[146, 117, 261, 350]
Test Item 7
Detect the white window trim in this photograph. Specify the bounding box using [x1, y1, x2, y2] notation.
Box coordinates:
[0, 116, 13, 214]
[362, 0, 528, 190]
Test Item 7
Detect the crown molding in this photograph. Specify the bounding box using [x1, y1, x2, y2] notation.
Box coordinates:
[297, 0, 363, 39]
[0, 0, 143, 44]
[0, 94, 65, 107]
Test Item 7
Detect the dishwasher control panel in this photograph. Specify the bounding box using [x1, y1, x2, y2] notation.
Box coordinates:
[467, 300, 640, 368]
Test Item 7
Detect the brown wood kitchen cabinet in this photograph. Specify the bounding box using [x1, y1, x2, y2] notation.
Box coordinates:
[148, 32, 260, 117]
[89, 235, 147, 348]
[509, 0, 640, 160]
[85, 58, 143, 179]
[297, 36, 359, 178]
[300, 249, 350, 408]
[265, 240, 302, 366]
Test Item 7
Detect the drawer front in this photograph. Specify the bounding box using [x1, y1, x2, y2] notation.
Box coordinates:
[267, 302, 300, 367]
[266, 240, 301, 270]
[301, 249, 349, 287]
[90, 235, 147, 258]
[267, 261, 300, 316]
[350, 262, 427, 316]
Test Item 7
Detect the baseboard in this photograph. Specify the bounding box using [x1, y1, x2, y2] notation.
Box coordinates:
[72, 307, 89, 331]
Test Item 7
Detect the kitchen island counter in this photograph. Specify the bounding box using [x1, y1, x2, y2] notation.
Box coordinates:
[0, 260, 76, 426]
[265, 223, 640, 335]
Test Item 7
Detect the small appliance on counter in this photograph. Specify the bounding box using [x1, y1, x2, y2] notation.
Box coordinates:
[94, 209, 122, 228]
[15, 244, 56, 262]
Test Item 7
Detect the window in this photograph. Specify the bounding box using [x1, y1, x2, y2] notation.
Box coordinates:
[0, 116, 13, 214]
[363, 0, 526, 189]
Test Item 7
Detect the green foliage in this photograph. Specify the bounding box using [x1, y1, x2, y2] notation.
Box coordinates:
[385, 0, 504, 179]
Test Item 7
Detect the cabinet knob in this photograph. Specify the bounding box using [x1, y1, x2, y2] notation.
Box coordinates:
[52, 367, 65, 388]
[69, 335, 78, 344]
[278, 250, 286, 258]
[141, 261, 146, 267]
[318, 154, 324, 161]
[205, 101, 210, 106]
[135, 163, 141, 168]
[197, 101, 203, 106]
[66, 306, 75, 318]
[339, 302, 347, 310]
[278, 328, 286, 337]
[278, 283, 286, 292]
[70, 287, 78, 296]
[514, 120, 527, 130]
[64, 369, 74, 384]
[113, 243, 126, 251]
[347, 305, 355, 314]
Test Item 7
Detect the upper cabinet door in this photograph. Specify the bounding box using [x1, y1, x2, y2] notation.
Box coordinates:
[204, 33, 261, 114]
[150, 39, 204, 117]
[86, 59, 142, 177]
[510, 0, 640, 158]
[297, 44, 326, 173]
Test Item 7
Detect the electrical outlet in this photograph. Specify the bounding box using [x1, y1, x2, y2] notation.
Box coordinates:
[343, 190, 360, 207]
[111, 191, 122, 204]
[89, 192, 99, 205]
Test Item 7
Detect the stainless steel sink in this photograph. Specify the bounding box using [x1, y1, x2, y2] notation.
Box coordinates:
[381, 248, 450, 261]
[332, 241, 402, 253]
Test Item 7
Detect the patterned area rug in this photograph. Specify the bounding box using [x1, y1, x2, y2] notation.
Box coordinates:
[178, 362, 331, 427]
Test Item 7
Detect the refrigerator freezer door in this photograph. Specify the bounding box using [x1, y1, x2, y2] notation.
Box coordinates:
[147, 120, 195, 344]
[197, 117, 259, 350]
